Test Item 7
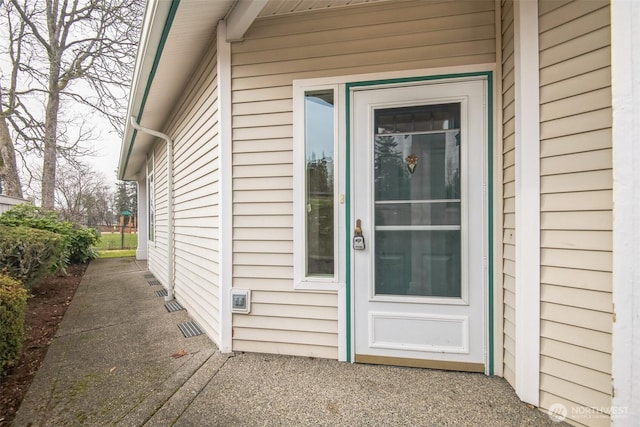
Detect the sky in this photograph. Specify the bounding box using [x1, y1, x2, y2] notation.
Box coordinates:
[305, 95, 334, 162]
[68, 77, 127, 187]
[86, 115, 124, 186]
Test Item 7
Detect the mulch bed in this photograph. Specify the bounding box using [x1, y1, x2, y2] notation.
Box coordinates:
[0, 264, 86, 426]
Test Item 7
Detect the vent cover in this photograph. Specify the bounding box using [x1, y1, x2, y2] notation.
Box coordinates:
[143, 273, 154, 279]
[178, 321, 203, 338]
[165, 301, 184, 313]
[148, 279, 161, 287]
[155, 289, 168, 297]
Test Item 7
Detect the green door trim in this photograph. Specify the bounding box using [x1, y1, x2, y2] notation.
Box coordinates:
[345, 72, 494, 375]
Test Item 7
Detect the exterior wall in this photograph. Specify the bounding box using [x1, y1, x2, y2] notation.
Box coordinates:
[230, 0, 496, 358]
[160, 40, 222, 343]
[500, 0, 516, 388]
[537, 1, 613, 425]
[149, 141, 170, 287]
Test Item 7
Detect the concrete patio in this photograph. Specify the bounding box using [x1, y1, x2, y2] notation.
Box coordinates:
[13, 258, 561, 426]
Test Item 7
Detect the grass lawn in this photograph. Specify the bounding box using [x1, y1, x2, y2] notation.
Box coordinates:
[95, 232, 138, 250]
[98, 249, 136, 258]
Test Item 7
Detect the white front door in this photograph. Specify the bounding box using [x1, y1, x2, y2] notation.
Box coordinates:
[352, 79, 487, 372]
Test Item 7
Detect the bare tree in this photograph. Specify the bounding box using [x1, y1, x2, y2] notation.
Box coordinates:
[55, 159, 113, 226]
[0, 0, 142, 206]
[87, 184, 116, 228]
[0, 2, 28, 198]
[0, 110, 23, 197]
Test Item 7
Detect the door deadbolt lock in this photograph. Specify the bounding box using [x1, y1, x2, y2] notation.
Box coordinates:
[353, 219, 365, 250]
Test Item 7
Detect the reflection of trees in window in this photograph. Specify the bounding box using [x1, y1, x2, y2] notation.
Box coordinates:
[445, 131, 460, 199]
[306, 154, 333, 275]
[374, 136, 410, 294]
[374, 136, 409, 201]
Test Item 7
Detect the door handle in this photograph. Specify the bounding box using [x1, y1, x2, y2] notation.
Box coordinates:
[353, 219, 365, 250]
[355, 219, 363, 236]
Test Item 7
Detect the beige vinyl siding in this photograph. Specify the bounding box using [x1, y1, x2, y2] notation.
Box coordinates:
[500, 0, 516, 388]
[538, 1, 612, 425]
[161, 40, 222, 344]
[148, 141, 170, 287]
[231, 0, 495, 358]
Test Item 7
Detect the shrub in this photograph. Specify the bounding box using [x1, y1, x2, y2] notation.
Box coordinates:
[0, 274, 28, 375]
[0, 225, 63, 289]
[0, 204, 99, 268]
[67, 227, 99, 264]
[0, 204, 63, 231]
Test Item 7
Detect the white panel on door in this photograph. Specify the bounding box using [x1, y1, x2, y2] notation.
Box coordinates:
[369, 312, 469, 353]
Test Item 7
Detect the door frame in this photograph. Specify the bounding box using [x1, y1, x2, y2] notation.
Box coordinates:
[345, 71, 495, 373]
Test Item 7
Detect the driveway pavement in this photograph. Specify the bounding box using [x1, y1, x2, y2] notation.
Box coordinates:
[13, 258, 561, 426]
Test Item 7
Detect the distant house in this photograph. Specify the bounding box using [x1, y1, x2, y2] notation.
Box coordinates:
[118, 1, 639, 425]
[0, 195, 27, 215]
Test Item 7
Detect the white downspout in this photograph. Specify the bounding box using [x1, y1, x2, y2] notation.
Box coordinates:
[129, 116, 175, 301]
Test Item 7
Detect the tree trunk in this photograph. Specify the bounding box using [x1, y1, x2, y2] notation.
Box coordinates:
[0, 114, 23, 198]
[41, 89, 60, 209]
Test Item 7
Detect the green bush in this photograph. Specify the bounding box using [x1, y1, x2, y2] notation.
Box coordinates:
[0, 274, 28, 375]
[0, 204, 99, 267]
[0, 225, 63, 289]
[67, 227, 99, 264]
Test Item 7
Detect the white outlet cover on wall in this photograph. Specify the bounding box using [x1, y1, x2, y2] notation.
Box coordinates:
[230, 288, 251, 314]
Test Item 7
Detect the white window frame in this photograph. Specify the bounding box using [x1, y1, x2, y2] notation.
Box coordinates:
[293, 82, 345, 291]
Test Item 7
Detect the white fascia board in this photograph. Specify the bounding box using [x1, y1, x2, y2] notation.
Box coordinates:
[611, 0, 640, 424]
[118, 0, 173, 180]
[225, 0, 268, 42]
[513, 0, 540, 406]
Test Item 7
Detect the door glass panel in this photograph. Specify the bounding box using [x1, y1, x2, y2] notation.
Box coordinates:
[395, 113, 414, 132]
[375, 230, 461, 297]
[373, 104, 461, 297]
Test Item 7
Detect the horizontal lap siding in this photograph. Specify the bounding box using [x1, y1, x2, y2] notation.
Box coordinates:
[231, 0, 495, 358]
[164, 41, 221, 344]
[501, 0, 516, 388]
[149, 142, 170, 287]
[538, 2, 612, 425]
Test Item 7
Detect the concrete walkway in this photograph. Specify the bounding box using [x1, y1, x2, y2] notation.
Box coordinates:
[14, 258, 560, 426]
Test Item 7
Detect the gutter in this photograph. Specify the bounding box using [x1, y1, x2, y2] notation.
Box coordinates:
[129, 116, 175, 302]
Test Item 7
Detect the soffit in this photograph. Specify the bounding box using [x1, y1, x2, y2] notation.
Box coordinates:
[259, 0, 393, 17]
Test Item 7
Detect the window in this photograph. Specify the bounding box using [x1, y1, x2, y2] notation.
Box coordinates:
[293, 84, 343, 290]
[305, 90, 335, 276]
[147, 158, 155, 242]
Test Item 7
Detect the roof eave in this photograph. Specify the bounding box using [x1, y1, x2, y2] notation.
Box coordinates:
[118, 0, 267, 181]
[118, 0, 177, 181]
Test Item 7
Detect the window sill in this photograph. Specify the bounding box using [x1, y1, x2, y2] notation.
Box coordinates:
[294, 280, 344, 292]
